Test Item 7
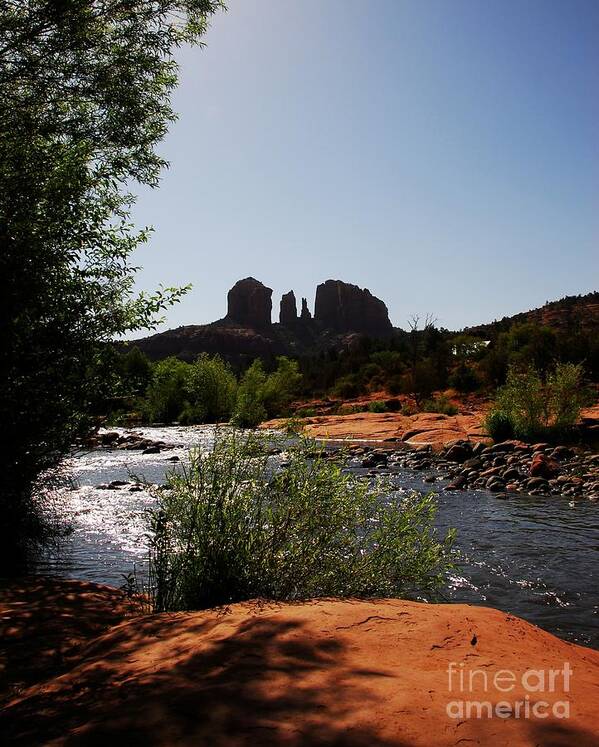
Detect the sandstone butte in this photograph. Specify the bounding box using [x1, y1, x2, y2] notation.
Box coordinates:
[1, 578, 599, 746]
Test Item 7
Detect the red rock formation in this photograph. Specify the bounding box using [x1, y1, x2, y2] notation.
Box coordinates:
[314, 279, 392, 336]
[3, 581, 599, 746]
[279, 290, 298, 326]
[226, 277, 272, 329]
[300, 297, 312, 322]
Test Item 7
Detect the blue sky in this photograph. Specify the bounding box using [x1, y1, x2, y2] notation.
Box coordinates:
[130, 0, 599, 334]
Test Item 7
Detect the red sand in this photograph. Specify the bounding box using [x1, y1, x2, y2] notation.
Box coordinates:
[2, 578, 599, 746]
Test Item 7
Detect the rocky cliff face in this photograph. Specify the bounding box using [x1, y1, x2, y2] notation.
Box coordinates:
[226, 278, 272, 329]
[279, 291, 298, 326]
[314, 280, 392, 336]
[132, 277, 394, 363]
[300, 298, 312, 322]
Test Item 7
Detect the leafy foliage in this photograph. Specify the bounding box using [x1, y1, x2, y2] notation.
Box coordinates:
[486, 362, 589, 441]
[232, 360, 268, 427]
[422, 395, 458, 416]
[148, 430, 455, 611]
[1, 0, 223, 569]
[182, 354, 237, 424]
[144, 358, 190, 423]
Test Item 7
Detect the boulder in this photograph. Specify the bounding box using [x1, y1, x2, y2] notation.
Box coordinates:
[361, 452, 388, 468]
[444, 442, 473, 463]
[314, 279, 392, 336]
[279, 290, 297, 326]
[226, 277, 272, 329]
[550, 445, 574, 461]
[530, 453, 560, 479]
[99, 431, 120, 446]
[445, 475, 467, 490]
[526, 476, 549, 491]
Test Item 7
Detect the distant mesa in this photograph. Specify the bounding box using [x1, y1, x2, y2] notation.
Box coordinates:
[314, 279, 392, 336]
[132, 277, 393, 363]
[226, 277, 272, 329]
[225, 277, 391, 336]
[131, 285, 598, 365]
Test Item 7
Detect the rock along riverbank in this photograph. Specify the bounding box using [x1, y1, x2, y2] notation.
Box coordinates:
[2, 577, 599, 746]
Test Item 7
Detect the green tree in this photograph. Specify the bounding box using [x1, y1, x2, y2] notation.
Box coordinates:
[1, 1, 223, 570]
[182, 354, 237, 424]
[486, 362, 588, 441]
[233, 360, 268, 427]
[261, 356, 303, 418]
[145, 358, 190, 424]
[120, 347, 154, 398]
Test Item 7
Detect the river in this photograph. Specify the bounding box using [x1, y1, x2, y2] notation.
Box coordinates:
[37, 425, 599, 649]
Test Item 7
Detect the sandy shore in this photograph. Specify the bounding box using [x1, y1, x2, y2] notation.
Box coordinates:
[2, 577, 599, 745]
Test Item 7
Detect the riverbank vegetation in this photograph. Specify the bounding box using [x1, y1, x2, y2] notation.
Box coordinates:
[297, 317, 597, 404]
[106, 353, 302, 427]
[1, 1, 223, 572]
[148, 430, 455, 612]
[107, 312, 596, 441]
[486, 362, 590, 442]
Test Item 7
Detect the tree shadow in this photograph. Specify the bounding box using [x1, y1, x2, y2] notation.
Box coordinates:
[2, 584, 599, 746]
[2, 607, 407, 746]
[0, 576, 136, 703]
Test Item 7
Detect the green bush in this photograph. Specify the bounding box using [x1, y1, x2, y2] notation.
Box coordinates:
[332, 373, 364, 399]
[548, 362, 589, 430]
[261, 357, 302, 418]
[487, 362, 588, 441]
[334, 403, 362, 415]
[422, 395, 458, 416]
[148, 430, 455, 612]
[232, 359, 268, 427]
[183, 354, 237, 424]
[368, 400, 388, 413]
[144, 357, 190, 423]
[448, 364, 480, 393]
[385, 398, 402, 412]
[387, 375, 404, 396]
[485, 411, 514, 442]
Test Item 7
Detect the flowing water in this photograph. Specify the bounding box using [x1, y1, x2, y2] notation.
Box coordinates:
[37, 426, 599, 649]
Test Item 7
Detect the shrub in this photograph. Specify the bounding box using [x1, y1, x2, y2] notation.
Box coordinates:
[448, 364, 480, 393]
[144, 358, 190, 423]
[148, 430, 455, 611]
[422, 395, 458, 416]
[368, 400, 388, 413]
[387, 375, 404, 396]
[183, 354, 237, 424]
[261, 356, 302, 418]
[332, 373, 364, 399]
[547, 362, 589, 430]
[485, 411, 514, 442]
[487, 362, 588, 441]
[334, 403, 362, 415]
[385, 398, 402, 412]
[232, 360, 268, 427]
